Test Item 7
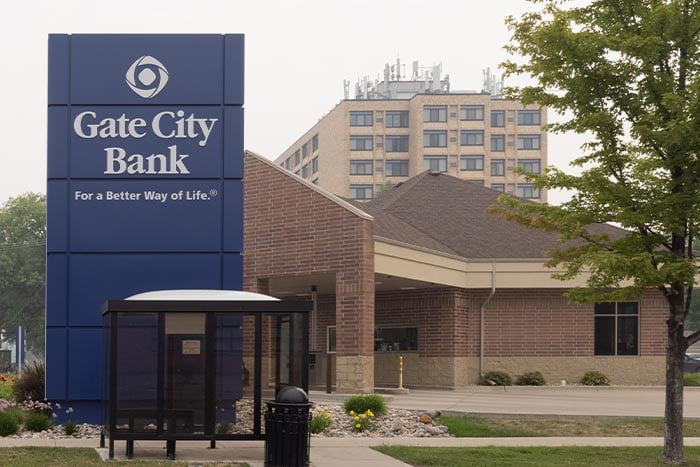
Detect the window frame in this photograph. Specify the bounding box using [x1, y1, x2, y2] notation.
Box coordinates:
[491, 134, 505, 152]
[385, 111, 409, 128]
[423, 105, 447, 122]
[312, 134, 319, 152]
[312, 156, 319, 174]
[460, 155, 484, 171]
[374, 326, 418, 352]
[517, 134, 541, 150]
[491, 183, 505, 192]
[516, 183, 540, 199]
[594, 302, 640, 356]
[423, 156, 447, 173]
[385, 135, 409, 153]
[349, 184, 373, 200]
[491, 159, 505, 176]
[385, 159, 409, 177]
[517, 110, 541, 126]
[349, 135, 374, 151]
[326, 326, 336, 353]
[350, 111, 374, 127]
[517, 159, 541, 174]
[460, 130, 484, 146]
[349, 160, 374, 176]
[460, 105, 484, 121]
[491, 110, 505, 128]
[423, 130, 447, 148]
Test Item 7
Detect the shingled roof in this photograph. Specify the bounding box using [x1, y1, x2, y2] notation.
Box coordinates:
[356, 171, 623, 259]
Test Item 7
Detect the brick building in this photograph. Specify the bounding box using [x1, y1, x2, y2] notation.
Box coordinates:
[245, 151, 666, 392]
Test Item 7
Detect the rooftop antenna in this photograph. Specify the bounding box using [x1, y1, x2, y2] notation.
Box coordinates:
[343, 79, 350, 99]
[482, 67, 503, 97]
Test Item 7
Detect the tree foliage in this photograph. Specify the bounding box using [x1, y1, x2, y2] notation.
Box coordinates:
[0, 193, 46, 354]
[495, 1, 700, 463]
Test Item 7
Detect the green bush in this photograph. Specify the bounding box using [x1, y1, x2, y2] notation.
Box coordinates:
[516, 371, 546, 386]
[13, 361, 45, 403]
[684, 373, 700, 386]
[342, 394, 387, 416]
[3, 407, 24, 426]
[24, 412, 52, 432]
[0, 380, 13, 401]
[481, 371, 512, 386]
[309, 411, 332, 434]
[215, 420, 232, 434]
[581, 370, 611, 386]
[0, 411, 19, 436]
[63, 421, 77, 436]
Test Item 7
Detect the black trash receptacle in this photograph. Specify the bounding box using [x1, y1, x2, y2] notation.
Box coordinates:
[264, 386, 312, 467]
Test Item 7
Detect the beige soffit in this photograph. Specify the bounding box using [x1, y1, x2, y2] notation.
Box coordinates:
[245, 150, 373, 221]
[374, 237, 590, 289]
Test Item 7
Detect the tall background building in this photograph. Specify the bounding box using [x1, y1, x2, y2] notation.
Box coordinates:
[275, 60, 547, 202]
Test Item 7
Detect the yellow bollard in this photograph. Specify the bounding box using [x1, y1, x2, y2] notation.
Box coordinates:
[398, 355, 404, 390]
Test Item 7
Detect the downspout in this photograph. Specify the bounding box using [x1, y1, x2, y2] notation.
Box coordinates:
[479, 262, 496, 377]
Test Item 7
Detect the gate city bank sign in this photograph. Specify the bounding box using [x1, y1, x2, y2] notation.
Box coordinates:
[47, 35, 244, 421]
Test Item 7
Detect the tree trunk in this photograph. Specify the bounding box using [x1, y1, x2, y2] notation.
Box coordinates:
[664, 293, 686, 464]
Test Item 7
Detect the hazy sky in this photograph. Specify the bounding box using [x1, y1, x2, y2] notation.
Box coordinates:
[0, 0, 588, 205]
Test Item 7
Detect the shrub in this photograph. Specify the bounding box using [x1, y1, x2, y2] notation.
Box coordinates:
[581, 370, 611, 386]
[24, 412, 52, 432]
[63, 421, 77, 436]
[0, 375, 13, 401]
[13, 361, 45, 403]
[516, 371, 546, 386]
[215, 420, 232, 434]
[342, 394, 386, 417]
[684, 373, 700, 387]
[3, 406, 24, 426]
[309, 411, 332, 434]
[0, 411, 19, 436]
[480, 371, 512, 386]
[349, 409, 374, 433]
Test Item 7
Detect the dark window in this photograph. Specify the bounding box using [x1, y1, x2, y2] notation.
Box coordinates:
[518, 110, 541, 125]
[491, 183, 505, 192]
[491, 135, 505, 152]
[302, 143, 308, 158]
[375, 326, 418, 351]
[350, 111, 373, 126]
[460, 130, 484, 146]
[312, 157, 318, 174]
[517, 135, 541, 150]
[386, 135, 409, 152]
[386, 111, 409, 128]
[350, 135, 373, 151]
[327, 326, 336, 353]
[349, 184, 373, 200]
[460, 155, 484, 171]
[423, 156, 447, 172]
[385, 160, 409, 177]
[423, 105, 447, 122]
[517, 159, 541, 174]
[594, 302, 639, 356]
[516, 184, 540, 199]
[424, 131, 447, 148]
[301, 164, 309, 178]
[491, 159, 505, 176]
[350, 160, 373, 175]
[469, 180, 485, 186]
[491, 110, 505, 127]
[312, 134, 319, 152]
[460, 105, 484, 121]
[294, 150, 300, 165]
[284, 157, 291, 170]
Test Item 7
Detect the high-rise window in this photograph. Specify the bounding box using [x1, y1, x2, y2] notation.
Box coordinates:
[517, 184, 540, 199]
[386, 135, 409, 152]
[518, 110, 541, 126]
[491, 110, 505, 127]
[594, 302, 639, 356]
[312, 156, 319, 174]
[349, 184, 373, 200]
[312, 134, 319, 152]
[424, 131, 447, 148]
[385, 160, 409, 177]
[423, 105, 447, 122]
[517, 135, 541, 150]
[491, 135, 505, 152]
[301, 164, 309, 178]
[517, 159, 541, 174]
[491, 183, 505, 192]
[349, 160, 373, 175]
[460, 155, 484, 171]
[491, 159, 505, 176]
[386, 111, 409, 128]
[302, 143, 308, 158]
[460, 105, 484, 121]
[294, 150, 301, 165]
[350, 111, 373, 126]
[350, 135, 373, 151]
[460, 130, 484, 146]
[423, 156, 447, 172]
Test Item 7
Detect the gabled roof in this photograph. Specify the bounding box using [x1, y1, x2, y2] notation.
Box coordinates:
[357, 171, 623, 260]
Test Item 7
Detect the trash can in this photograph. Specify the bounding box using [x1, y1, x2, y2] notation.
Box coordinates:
[264, 386, 312, 467]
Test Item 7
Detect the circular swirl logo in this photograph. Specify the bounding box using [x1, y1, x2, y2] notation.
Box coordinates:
[125, 56, 169, 99]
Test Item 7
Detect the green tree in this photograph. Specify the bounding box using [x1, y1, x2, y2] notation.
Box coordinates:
[0, 193, 46, 355]
[495, 1, 700, 463]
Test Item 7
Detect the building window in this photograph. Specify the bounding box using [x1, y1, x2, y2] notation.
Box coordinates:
[284, 157, 291, 170]
[350, 160, 373, 175]
[491, 135, 505, 152]
[460, 130, 484, 146]
[423, 156, 447, 172]
[517, 135, 541, 150]
[302, 143, 309, 158]
[460, 105, 484, 121]
[350, 111, 373, 126]
[386, 111, 409, 128]
[312, 178, 319, 185]
[312, 156, 319, 174]
[386, 160, 409, 177]
[423, 105, 447, 122]
[517, 159, 541, 174]
[350, 184, 373, 200]
[294, 150, 300, 166]
[424, 130, 447, 148]
[312, 134, 319, 152]
[518, 110, 541, 126]
[375, 326, 418, 351]
[491, 159, 505, 176]
[517, 183, 540, 199]
[491, 183, 505, 192]
[491, 110, 505, 127]
[301, 164, 309, 178]
[386, 135, 409, 152]
[350, 135, 373, 151]
[594, 302, 639, 356]
[460, 155, 484, 171]
[327, 326, 336, 353]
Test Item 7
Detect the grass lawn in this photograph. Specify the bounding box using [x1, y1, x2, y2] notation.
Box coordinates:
[373, 446, 700, 467]
[0, 447, 249, 467]
[436, 414, 700, 437]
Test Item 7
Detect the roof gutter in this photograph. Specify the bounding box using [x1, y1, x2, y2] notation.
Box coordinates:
[479, 262, 496, 378]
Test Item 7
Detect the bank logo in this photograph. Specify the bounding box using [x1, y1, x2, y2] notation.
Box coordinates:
[125, 56, 169, 99]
